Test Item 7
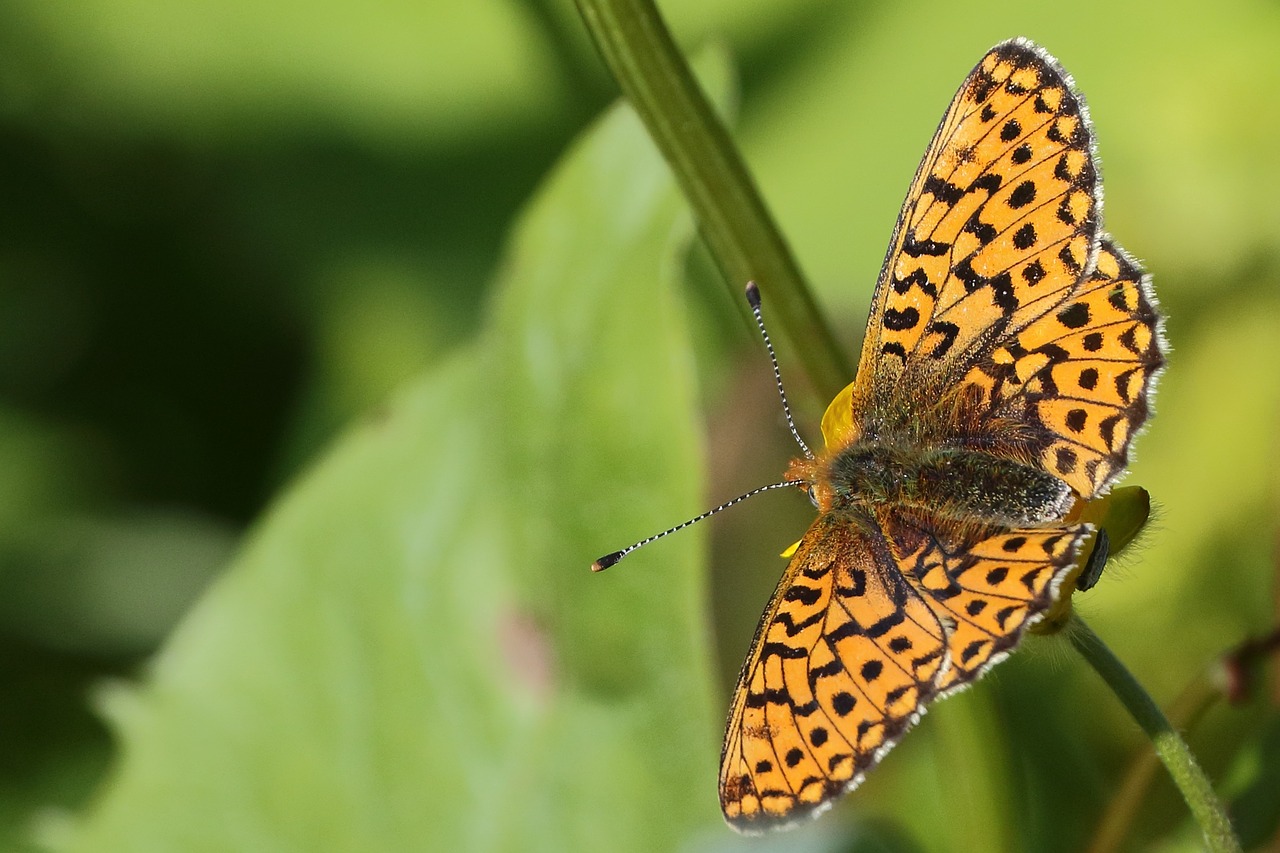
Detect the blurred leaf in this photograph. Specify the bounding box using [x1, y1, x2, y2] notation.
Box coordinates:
[59, 49, 735, 853]
[0, 510, 235, 657]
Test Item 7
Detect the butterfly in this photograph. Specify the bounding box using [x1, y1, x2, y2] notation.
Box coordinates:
[715, 38, 1166, 830]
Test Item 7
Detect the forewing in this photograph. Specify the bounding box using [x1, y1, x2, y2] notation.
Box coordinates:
[855, 39, 1100, 410]
[889, 509, 1090, 693]
[720, 512, 947, 831]
[962, 238, 1165, 497]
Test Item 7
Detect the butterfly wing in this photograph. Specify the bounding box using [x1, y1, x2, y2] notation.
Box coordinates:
[848, 39, 1162, 498]
[962, 238, 1165, 497]
[887, 510, 1091, 693]
[720, 506, 1092, 830]
[720, 510, 947, 831]
[854, 38, 1102, 411]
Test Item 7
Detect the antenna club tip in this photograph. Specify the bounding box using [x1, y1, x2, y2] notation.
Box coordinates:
[744, 281, 761, 308]
[591, 551, 624, 572]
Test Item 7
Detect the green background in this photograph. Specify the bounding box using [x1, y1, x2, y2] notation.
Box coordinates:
[1, 0, 1277, 851]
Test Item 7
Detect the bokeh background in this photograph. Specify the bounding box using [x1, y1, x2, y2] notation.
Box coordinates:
[1, 0, 1278, 851]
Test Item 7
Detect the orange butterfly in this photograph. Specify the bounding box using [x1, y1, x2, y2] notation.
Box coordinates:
[598, 37, 1165, 831]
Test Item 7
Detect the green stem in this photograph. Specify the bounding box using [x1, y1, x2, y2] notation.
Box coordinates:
[1068, 613, 1241, 853]
[1085, 665, 1220, 853]
[573, 0, 850, 399]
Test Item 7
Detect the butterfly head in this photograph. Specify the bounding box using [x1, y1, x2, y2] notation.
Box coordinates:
[783, 455, 830, 510]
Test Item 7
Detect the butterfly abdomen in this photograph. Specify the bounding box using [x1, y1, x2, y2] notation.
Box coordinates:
[823, 443, 1071, 526]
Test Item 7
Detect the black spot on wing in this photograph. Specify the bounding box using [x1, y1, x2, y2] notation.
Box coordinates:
[964, 217, 998, 246]
[1057, 197, 1078, 226]
[1007, 181, 1037, 209]
[884, 307, 921, 331]
[954, 257, 984, 293]
[784, 585, 822, 606]
[1057, 302, 1091, 329]
[1022, 260, 1046, 285]
[991, 273, 1018, 313]
[1012, 223, 1037, 250]
[922, 176, 965, 205]
[892, 268, 938, 297]
[901, 235, 952, 257]
[927, 321, 960, 358]
[970, 173, 1003, 194]
[1058, 244, 1082, 274]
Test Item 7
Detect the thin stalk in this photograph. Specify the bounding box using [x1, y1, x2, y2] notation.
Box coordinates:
[1068, 613, 1241, 853]
[1087, 624, 1280, 853]
[1085, 666, 1220, 853]
[573, 0, 850, 399]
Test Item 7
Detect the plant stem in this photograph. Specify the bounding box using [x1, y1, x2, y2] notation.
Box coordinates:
[1085, 665, 1220, 853]
[573, 0, 850, 399]
[1068, 613, 1241, 853]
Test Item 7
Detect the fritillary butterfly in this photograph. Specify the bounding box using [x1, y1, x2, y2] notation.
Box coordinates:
[717, 38, 1165, 830]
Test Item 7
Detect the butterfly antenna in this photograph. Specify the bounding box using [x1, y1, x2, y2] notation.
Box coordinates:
[745, 281, 813, 459]
[591, 481, 795, 572]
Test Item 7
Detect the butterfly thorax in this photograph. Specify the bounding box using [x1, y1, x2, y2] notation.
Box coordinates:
[788, 440, 1073, 528]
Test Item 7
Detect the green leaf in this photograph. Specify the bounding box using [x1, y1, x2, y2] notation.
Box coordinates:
[60, 50, 735, 853]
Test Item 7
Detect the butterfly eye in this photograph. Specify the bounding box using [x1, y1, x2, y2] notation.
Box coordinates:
[806, 486, 818, 507]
